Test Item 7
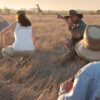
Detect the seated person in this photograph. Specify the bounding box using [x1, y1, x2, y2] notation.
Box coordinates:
[58, 62, 100, 100]
[57, 10, 86, 64]
[1, 10, 35, 60]
[58, 25, 100, 100]
[57, 9, 86, 46]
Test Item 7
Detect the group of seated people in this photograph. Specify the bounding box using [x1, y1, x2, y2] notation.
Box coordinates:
[0, 9, 100, 100]
[0, 9, 86, 60]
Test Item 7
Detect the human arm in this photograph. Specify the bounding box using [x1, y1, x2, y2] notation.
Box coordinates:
[59, 78, 74, 96]
[57, 14, 69, 22]
[70, 31, 81, 40]
[57, 14, 74, 32]
[1, 22, 16, 34]
[0, 22, 16, 47]
[58, 74, 90, 100]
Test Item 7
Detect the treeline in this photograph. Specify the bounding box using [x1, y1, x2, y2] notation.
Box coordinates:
[0, 8, 65, 15]
[0, 8, 100, 15]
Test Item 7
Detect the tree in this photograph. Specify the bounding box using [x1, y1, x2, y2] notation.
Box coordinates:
[0, 9, 3, 14]
[96, 10, 100, 14]
[3, 8, 11, 14]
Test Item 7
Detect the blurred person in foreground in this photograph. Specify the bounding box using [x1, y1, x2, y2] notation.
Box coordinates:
[0, 16, 9, 58]
[58, 25, 100, 100]
[57, 10, 86, 65]
[0, 10, 35, 60]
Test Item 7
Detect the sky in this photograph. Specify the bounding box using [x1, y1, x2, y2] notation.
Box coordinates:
[0, 0, 100, 10]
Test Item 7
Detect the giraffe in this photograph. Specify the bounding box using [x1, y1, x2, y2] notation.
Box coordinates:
[36, 4, 44, 15]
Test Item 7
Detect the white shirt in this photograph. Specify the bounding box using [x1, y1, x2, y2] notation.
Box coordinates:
[13, 23, 35, 51]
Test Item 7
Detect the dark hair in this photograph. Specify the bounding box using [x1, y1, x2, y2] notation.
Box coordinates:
[17, 10, 31, 27]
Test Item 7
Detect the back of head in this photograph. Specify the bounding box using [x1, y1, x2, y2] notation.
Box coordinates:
[75, 25, 100, 61]
[17, 10, 31, 27]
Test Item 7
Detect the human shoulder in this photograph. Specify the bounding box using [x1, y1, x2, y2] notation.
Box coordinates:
[16, 23, 32, 28]
[14, 23, 21, 31]
[75, 63, 94, 78]
[78, 20, 86, 27]
[15, 23, 21, 27]
[76, 62, 100, 79]
[28, 25, 32, 28]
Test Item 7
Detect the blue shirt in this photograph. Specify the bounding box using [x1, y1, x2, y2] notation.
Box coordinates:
[58, 62, 100, 100]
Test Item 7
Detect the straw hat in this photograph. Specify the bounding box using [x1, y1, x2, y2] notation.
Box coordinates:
[75, 25, 100, 61]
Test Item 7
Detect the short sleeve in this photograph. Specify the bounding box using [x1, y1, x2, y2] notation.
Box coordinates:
[70, 21, 86, 38]
[76, 22, 86, 37]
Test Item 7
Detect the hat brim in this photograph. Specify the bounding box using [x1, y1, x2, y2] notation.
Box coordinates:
[75, 40, 100, 61]
[64, 16, 70, 19]
[64, 14, 83, 19]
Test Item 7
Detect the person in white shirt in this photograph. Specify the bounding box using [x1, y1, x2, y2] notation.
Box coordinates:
[1, 10, 35, 60]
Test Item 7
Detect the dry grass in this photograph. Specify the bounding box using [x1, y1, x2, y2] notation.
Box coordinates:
[0, 14, 100, 100]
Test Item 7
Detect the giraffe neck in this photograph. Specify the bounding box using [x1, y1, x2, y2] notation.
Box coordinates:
[37, 6, 42, 12]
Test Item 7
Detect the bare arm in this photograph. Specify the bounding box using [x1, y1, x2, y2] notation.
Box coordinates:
[57, 14, 68, 22]
[71, 32, 81, 39]
[1, 22, 16, 34]
[0, 22, 16, 47]
[57, 14, 74, 32]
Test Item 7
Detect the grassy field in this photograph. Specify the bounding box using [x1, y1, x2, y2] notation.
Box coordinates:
[0, 14, 100, 100]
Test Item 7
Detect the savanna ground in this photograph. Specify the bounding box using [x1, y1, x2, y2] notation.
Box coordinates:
[0, 14, 100, 100]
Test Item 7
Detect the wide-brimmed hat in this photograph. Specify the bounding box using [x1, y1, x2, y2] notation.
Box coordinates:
[75, 25, 100, 61]
[64, 10, 83, 19]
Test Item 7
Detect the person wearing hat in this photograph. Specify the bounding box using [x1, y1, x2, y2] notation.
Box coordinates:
[57, 10, 86, 42]
[58, 62, 100, 100]
[1, 10, 35, 60]
[57, 10, 86, 64]
[58, 25, 100, 100]
[75, 25, 100, 61]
